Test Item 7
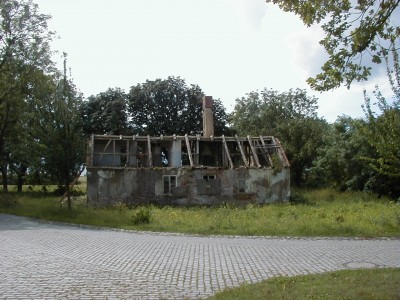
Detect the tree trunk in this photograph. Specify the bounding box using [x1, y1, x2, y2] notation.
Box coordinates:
[66, 180, 72, 210]
[1, 164, 8, 193]
[17, 165, 28, 193]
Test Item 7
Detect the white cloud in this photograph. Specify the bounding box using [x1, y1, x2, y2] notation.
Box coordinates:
[316, 74, 394, 122]
[34, 0, 393, 123]
[287, 25, 327, 78]
[232, 0, 268, 30]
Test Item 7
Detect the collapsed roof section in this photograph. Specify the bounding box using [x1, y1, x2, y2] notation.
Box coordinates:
[87, 134, 290, 170]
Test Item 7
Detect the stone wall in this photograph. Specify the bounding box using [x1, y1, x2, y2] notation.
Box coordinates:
[87, 167, 290, 206]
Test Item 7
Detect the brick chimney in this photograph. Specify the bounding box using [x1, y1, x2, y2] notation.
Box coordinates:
[202, 96, 214, 137]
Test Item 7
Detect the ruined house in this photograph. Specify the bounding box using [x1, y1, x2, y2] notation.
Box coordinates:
[86, 96, 290, 206]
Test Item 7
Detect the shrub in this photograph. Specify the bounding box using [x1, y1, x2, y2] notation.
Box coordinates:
[290, 192, 309, 205]
[0, 193, 19, 208]
[54, 185, 85, 196]
[132, 206, 152, 225]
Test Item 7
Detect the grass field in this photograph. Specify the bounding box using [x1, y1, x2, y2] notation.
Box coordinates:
[208, 268, 400, 300]
[1, 184, 399, 237]
[1, 183, 399, 298]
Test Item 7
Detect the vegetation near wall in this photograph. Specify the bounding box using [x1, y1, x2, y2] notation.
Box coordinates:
[1, 186, 399, 238]
[1, 0, 399, 209]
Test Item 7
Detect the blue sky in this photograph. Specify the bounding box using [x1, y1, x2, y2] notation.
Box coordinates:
[35, 0, 390, 122]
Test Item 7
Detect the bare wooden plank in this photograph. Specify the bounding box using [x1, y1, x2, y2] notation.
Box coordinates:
[259, 135, 273, 167]
[113, 140, 116, 166]
[147, 135, 152, 167]
[195, 140, 200, 165]
[126, 139, 130, 166]
[275, 138, 291, 167]
[93, 134, 265, 143]
[98, 138, 112, 164]
[247, 135, 261, 167]
[235, 135, 248, 167]
[185, 134, 194, 167]
[222, 135, 234, 169]
[90, 134, 95, 167]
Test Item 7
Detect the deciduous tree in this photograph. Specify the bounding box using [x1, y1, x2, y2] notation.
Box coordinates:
[361, 49, 400, 178]
[32, 57, 86, 209]
[0, 0, 54, 191]
[265, 0, 400, 91]
[81, 88, 129, 135]
[128, 76, 230, 136]
[310, 116, 375, 190]
[231, 88, 327, 186]
[310, 115, 400, 197]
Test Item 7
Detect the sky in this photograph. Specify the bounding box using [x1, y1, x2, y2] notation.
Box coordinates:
[34, 0, 391, 123]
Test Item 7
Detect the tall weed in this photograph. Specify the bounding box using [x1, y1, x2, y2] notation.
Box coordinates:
[1, 188, 399, 237]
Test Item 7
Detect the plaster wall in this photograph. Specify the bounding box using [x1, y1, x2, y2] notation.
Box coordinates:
[87, 167, 290, 206]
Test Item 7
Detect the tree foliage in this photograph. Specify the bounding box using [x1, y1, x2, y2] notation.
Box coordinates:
[310, 115, 400, 197]
[232, 88, 319, 135]
[265, 0, 400, 91]
[0, 0, 54, 191]
[81, 88, 129, 135]
[310, 116, 374, 189]
[361, 49, 400, 178]
[128, 76, 230, 136]
[231, 88, 328, 186]
[32, 57, 86, 209]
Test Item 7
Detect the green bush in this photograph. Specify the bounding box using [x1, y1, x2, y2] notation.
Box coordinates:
[0, 193, 19, 208]
[289, 192, 309, 205]
[132, 207, 152, 225]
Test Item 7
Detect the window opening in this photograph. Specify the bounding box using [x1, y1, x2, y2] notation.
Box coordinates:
[163, 175, 177, 195]
[236, 173, 247, 193]
[237, 179, 246, 193]
[120, 145, 127, 167]
[136, 143, 147, 167]
[203, 175, 216, 181]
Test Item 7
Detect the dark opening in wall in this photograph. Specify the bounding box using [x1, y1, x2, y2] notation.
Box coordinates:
[163, 175, 176, 195]
[203, 175, 216, 181]
[136, 142, 147, 167]
[199, 142, 223, 167]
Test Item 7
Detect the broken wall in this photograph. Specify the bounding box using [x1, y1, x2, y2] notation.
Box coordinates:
[87, 167, 290, 206]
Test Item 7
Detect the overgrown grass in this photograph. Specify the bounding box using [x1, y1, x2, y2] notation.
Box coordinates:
[1, 187, 399, 237]
[208, 268, 400, 300]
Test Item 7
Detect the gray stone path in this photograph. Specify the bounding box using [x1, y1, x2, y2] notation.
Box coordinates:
[0, 213, 399, 299]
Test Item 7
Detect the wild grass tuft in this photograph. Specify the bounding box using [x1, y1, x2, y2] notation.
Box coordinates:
[131, 206, 153, 225]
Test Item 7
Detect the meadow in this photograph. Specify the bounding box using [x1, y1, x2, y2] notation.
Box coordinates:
[1, 182, 399, 238]
[1, 182, 399, 298]
[209, 268, 400, 299]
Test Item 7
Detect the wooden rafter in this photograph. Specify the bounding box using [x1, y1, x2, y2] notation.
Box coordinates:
[185, 134, 194, 167]
[259, 135, 273, 167]
[147, 135, 152, 167]
[235, 135, 248, 167]
[247, 135, 261, 168]
[222, 135, 234, 169]
[99, 139, 112, 162]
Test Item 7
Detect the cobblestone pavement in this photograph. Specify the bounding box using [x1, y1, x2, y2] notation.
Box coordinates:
[1, 213, 399, 299]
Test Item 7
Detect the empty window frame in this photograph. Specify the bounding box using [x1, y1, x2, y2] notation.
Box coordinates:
[163, 175, 177, 195]
[203, 175, 216, 181]
[235, 173, 248, 193]
[236, 179, 246, 193]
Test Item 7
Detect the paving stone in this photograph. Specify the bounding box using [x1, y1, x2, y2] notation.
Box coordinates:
[1, 213, 399, 299]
